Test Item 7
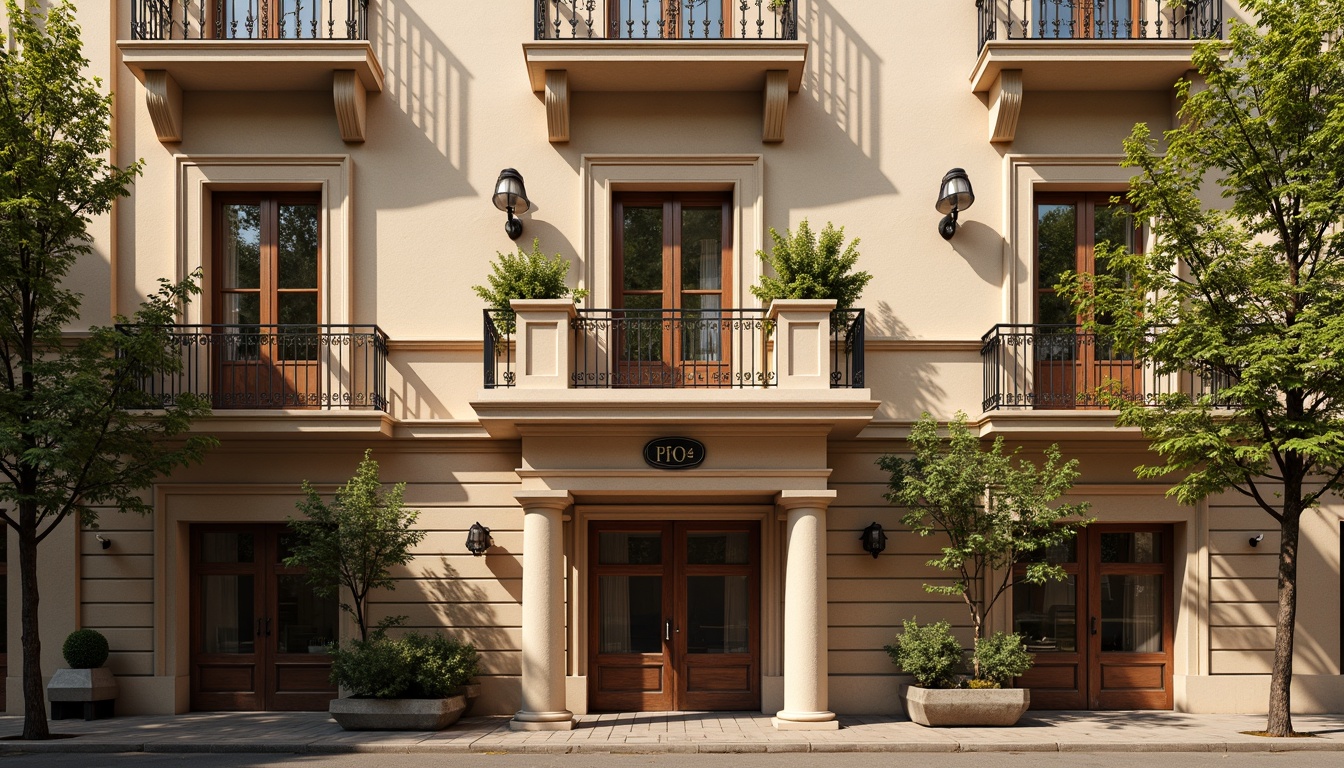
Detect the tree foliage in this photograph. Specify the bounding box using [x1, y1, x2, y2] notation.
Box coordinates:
[879, 413, 1090, 678]
[1056, 0, 1344, 736]
[750, 219, 871, 312]
[286, 450, 425, 642]
[0, 0, 215, 740]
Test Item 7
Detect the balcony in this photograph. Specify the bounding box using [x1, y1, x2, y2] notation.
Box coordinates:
[474, 300, 876, 440]
[119, 1, 383, 142]
[523, 1, 807, 142]
[123, 324, 391, 434]
[971, 1, 1223, 142]
[981, 324, 1232, 417]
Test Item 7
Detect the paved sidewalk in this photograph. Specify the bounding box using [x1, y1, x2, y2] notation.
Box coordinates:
[1, 710, 1342, 754]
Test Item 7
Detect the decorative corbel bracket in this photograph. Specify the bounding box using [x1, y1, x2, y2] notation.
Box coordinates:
[144, 70, 183, 143]
[333, 70, 368, 143]
[545, 70, 570, 143]
[988, 69, 1023, 144]
[763, 70, 789, 143]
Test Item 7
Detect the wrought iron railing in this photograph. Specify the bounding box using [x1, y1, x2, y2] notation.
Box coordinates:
[976, 1, 1223, 51]
[980, 324, 1232, 411]
[130, 1, 370, 40]
[120, 324, 388, 411]
[483, 307, 866, 390]
[535, 0, 798, 40]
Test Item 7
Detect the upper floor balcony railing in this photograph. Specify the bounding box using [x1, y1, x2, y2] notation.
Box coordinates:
[121, 324, 388, 411]
[536, 0, 798, 40]
[976, 0, 1223, 51]
[981, 323, 1232, 412]
[131, 0, 370, 40]
[484, 305, 863, 390]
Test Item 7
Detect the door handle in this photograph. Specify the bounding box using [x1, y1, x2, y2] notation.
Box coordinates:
[1090, 616, 1098, 636]
[665, 620, 672, 641]
[256, 618, 263, 637]
[264, 618, 273, 637]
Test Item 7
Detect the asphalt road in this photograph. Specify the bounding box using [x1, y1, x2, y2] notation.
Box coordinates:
[1, 753, 1342, 768]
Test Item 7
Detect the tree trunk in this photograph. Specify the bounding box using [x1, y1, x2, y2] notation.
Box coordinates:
[1266, 505, 1301, 737]
[18, 502, 49, 740]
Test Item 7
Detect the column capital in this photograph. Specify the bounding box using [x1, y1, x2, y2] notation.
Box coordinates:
[514, 490, 573, 511]
[775, 490, 836, 511]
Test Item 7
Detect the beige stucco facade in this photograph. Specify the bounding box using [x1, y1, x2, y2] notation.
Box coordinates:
[4, 1, 1342, 723]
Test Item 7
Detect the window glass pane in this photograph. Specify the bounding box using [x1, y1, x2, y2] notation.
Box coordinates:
[222, 294, 262, 361]
[222, 293, 261, 326]
[686, 532, 749, 564]
[201, 532, 255, 563]
[680, 295, 722, 363]
[686, 576, 749, 653]
[277, 204, 319, 289]
[1037, 204, 1076, 289]
[1091, 1, 1135, 40]
[1035, 0, 1075, 38]
[1013, 575, 1077, 653]
[618, 299, 663, 362]
[277, 294, 319, 361]
[598, 576, 662, 653]
[681, 208, 722, 291]
[682, 0, 725, 38]
[1100, 532, 1162, 563]
[1093, 203, 1134, 275]
[222, 204, 261, 290]
[275, 575, 339, 654]
[598, 532, 662, 565]
[1099, 575, 1163, 652]
[623, 206, 664, 292]
[200, 574, 255, 654]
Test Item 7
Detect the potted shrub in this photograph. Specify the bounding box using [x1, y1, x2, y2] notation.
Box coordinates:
[750, 219, 871, 320]
[47, 629, 117, 720]
[473, 238, 588, 333]
[878, 412, 1092, 726]
[326, 631, 481, 731]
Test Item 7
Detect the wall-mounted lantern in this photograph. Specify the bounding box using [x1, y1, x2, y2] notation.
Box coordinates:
[465, 522, 493, 556]
[95, 534, 112, 550]
[860, 521, 887, 558]
[493, 168, 531, 240]
[1249, 533, 1264, 548]
[935, 167, 975, 240]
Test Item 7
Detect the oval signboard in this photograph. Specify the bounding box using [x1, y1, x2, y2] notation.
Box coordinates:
[643, 437, 706, 470]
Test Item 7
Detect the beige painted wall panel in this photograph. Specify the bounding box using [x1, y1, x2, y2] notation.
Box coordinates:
[82, 579, 155, 604]
[417, 530, 522, 553]
[1210, 627, 1276, 650]
[1209, 578, 1278, 603]
[827, 579, 951, 603]
[477, 651, 521, 677]
[825, 530, 941, 555]
[829, 650, 897, 676]
[82, 603, 153, 628]
[375, 578, 521, 604]
[80, 554, 152, 580]
[1211, 650, 1274, 675]
[366, 602, 521, 629]
[106, 652, 154, 678]
[81, 530, 153, 554]
[1210, 554, 1279, 579]
[96, 628, 153, 654]
[1210, 602, 1277, 627]
[831, 484, 895, 510]
[1207, 507, 1281, 530]
[1210, 531, 1280, 554]
[828, 554, 943, 578]
[830, 602, 970, 629]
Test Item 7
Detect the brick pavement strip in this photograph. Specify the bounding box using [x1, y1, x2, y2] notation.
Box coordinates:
[0, 711, 1342, 754]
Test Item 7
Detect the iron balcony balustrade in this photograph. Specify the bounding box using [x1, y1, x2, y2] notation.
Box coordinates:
[131, 1, 370, 40]
[120, 324, 389, 412]
[976, 0, 1223, 51]
[536, 0, 798, 40]
[980, 323, 1233, 412]
[484, 307, 864, 389]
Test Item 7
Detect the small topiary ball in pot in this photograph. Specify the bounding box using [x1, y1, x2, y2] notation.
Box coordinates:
[62, 628, 110, 669]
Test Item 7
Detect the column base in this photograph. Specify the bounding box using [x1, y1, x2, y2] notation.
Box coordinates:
[772, 712, 839, 731]
[510, 710, 576, 731]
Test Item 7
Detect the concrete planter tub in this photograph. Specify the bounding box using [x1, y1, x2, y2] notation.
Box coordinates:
[899, 684, 1030, 727]
[329, 694, 468, 731]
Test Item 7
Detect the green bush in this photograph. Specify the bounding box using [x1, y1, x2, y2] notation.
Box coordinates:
[884, 619, 963, 689]
[973, 631, 1033, 688]
[329, 631, 480, 699]
[474, 239, 588, 330]
[62, 629, 110, 669]
[750, 220, 871, 313]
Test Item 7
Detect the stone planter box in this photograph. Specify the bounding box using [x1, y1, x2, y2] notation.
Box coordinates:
[47, 667, 118, 721]
[899, 684, 1030, 727]
[329, 694, 467, 731]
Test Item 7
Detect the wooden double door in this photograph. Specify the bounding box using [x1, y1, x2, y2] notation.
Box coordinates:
[1014, 525, 1175, 710]
[588, 521, 760, 711]
[190, 525, 338, 711]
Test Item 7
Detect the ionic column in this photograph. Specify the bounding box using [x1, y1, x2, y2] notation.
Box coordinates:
[511, 490, 575, 731]
[773, 490, 839, 730]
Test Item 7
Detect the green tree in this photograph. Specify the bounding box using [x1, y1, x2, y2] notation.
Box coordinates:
[0, 0, 215, 739]
[878, 413, 1091, 679]
[286, 450, 425, 642]
[1057, 0, 1344, 736]
[750, 219, 871, 313]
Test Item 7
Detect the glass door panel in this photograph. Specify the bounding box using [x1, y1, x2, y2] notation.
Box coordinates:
[599, 576, 663, 654]
[685, 576, 750, 654]
[200, 575, 256, 655]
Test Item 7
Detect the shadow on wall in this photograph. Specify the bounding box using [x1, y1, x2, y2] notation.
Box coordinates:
[867, 307, 946, 418]
[374, 0, 474, 192]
